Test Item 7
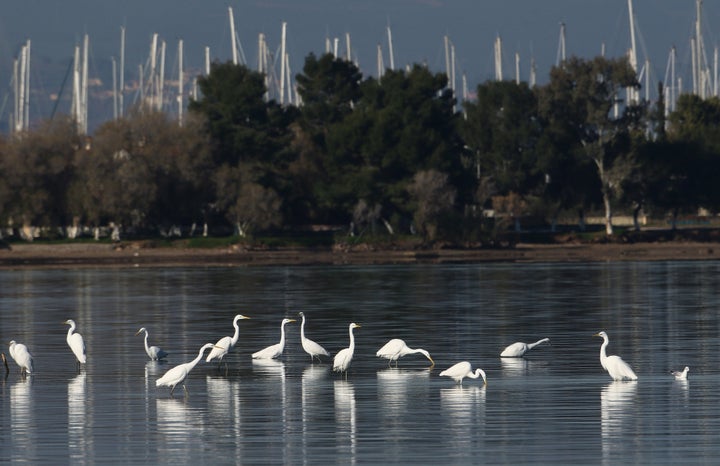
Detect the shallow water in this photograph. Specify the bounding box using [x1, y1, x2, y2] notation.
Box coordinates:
[1, 262, 719, 464]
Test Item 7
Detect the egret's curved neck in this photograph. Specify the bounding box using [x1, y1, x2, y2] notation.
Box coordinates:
[231, 319, 241, 346]
[67, 323, 76, 338]
[300, 316, 306, 339]
[348, 326, 356, 351]
[190, 345, 211, 370]
[143, 332, 151, 353]
[528, 338, 549, 350]
[279, 322, 288, 347]
[599, 336, 609, 363]
[468, 369, 481, 379]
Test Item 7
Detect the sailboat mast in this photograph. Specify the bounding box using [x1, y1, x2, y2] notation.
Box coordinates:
[280, 21, 287, 105]
[178, 39, 184, 126]
[229, 6, 238, 65]
[119, 26, 125, 118]
[387, 25, 395, 71]
[627, 0, 638, 103]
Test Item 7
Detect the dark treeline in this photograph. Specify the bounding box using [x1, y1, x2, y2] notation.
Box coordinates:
[2, 53, 720, 242]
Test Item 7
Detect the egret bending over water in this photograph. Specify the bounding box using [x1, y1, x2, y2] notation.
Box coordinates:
[299, 312, 329, 362]
[376, 338, 434, 367]
[252, 318, 296, 359]
[64, 319, 86, 369]
[440, 361, 487, 385]
[593, 331, 638, 381]
[135, 327, 168, 360]
[671, 366, 689, 380]
[500, 338, 550, 358]
[333, 323, 361, 375]
[8, 340, 34, 376]
[156, 343, 216, 397]
[206, 314, 251, 365]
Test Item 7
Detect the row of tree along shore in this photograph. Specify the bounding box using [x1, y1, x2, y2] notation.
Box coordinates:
[1, 53, 719, 245]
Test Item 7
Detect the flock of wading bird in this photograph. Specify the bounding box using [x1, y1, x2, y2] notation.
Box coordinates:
[2, 313, 690, 397]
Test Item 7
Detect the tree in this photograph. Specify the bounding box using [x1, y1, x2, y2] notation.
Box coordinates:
[407, 170, 456, 241]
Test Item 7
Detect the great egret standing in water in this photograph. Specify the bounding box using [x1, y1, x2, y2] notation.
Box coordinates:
[440, 361, 487, 385]
[8, 340, 34, 376]
[333, 323, 361, 375]
[252, 318, 296, 359]
[500, 338, 550, 357]
[376, 338, 434, 367]
[64, 319, 86, 369]
[299, 312, 329, 362]
[156, 343, 216, 396]
[671, 366, 689, 380]
[135, 327, 168, 360]
[593, 331, 638, 381]
[206, 314, 251, 365]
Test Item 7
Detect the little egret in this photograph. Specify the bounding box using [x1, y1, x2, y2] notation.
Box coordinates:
[440, 361, 487, 385]
[8, 340, 34, 376]
[156, 343, 216, 396]
[671, 366, 689, 380]
[376, 338, 434, 367]
[333, 323, 361, 375]
[206, 314, 251, 365]
[135, 327, 169, 360]
[252, 318, 296, 359]
[299, 312, 330, 362]
[593, 331, 638, 381]
[500, 338, 550, 357]
[64, 319, 86, 369]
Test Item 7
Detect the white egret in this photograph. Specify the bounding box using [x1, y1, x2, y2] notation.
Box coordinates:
[252, 318, 296, 359]
[156, 343, 216, 396]
[135, 327, 168, 360]
[64, 319, 86, 368]
[440, 361, 487, 385]
[299, 312, 330, 362]
[671, 366, 689, 380]
[500, 337, 550, 357]
[205, 314, 251, 364]
[593, 331, 638, 381]
[376, 338, 434, 367]
[8, 340, 34, 376]
[333, 323, 361, 375]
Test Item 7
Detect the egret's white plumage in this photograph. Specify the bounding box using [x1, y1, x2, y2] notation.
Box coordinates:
[64, 319, 86, 366]
[156, 343, 215, 396]
[439, 361, 487, 385]
[594, 331, 638, 381]
[671, 366, 689, 380]
[8, 340, 34, 375]
[252, 318, 296, 359]
[500, 337, 550, 357]
[206, 314, 251, 363]
[376, 338, 434, 367]
[333, 323, 361, 374]
[299, 312, 329, 362]
[135, 327, 168, 360]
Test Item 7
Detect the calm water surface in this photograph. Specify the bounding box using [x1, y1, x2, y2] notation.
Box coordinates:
[1, 262, 719, 465]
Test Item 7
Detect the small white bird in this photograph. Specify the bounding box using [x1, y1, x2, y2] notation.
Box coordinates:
[135, 327, 169, 360]
[593, 331, 638, 381]
[500, 338, 550, 358]
[333, 323, 361, 375]
[206, 314, 251, 364]
[376, 338, 434, 367]
[64, 319, 86, 368]
[440, 361, 487, 385]
[252, 318, 296, 359]
[8, 340, 34, 376]
[299, 312, 330, 362]
[156, 343, 216, 396]
[671, 366, 689, 380]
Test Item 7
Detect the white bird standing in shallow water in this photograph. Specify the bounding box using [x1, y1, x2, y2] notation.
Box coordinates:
[376, 338, 434, 367]
[333, 323, 361, 375]
[156, 343, 216, 397]
[64, 319, 86, 369]
[8, 340, 34, 376]
[135, 327, 168, 360]
[252, 318, 296, 359]
[593, 331, 638, 381]
[500, 338, 550, 357]
[440, 361, 487, 385]
[206, 314, 251, 365]
[298, 312, 329, 362]
[671, 366, 689, 380]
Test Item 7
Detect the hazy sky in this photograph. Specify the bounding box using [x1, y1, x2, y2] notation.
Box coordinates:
[0, 1, 718, 126]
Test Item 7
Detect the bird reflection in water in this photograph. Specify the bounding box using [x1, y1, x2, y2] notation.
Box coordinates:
[500, 357, 529, 377]
[251, 358, 286, 378]
[377, 368, 430, 418]
[334, 380, 357, 465]
[156, 397, 200, 462]
[68, 372, 88, 463]
[600, 381, 637, 463]
[206, 375, 241, 447]
[440, 385, 486, 452]
[11, 377, 34, 461]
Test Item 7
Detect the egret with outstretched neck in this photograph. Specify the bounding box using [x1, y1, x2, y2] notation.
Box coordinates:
[333, 323, 361, 375]
[440, 361, 487, 385]
[252, 318, 296, 359]
[299, 312, 329, 362]
[593, 331, 638, 381]
[500, 338, 550, 357]
[206, 314, 251, 365]
[376, 338, 434, 367]
[135, 327, 168, 360]
[156, 343, 216, 397]
[64, 319, 86, 369]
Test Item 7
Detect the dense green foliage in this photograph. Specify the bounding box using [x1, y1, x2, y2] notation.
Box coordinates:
[2, 54, 720, 242]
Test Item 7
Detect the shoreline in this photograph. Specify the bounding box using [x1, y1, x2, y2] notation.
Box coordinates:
[0, 241, 718, 269]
